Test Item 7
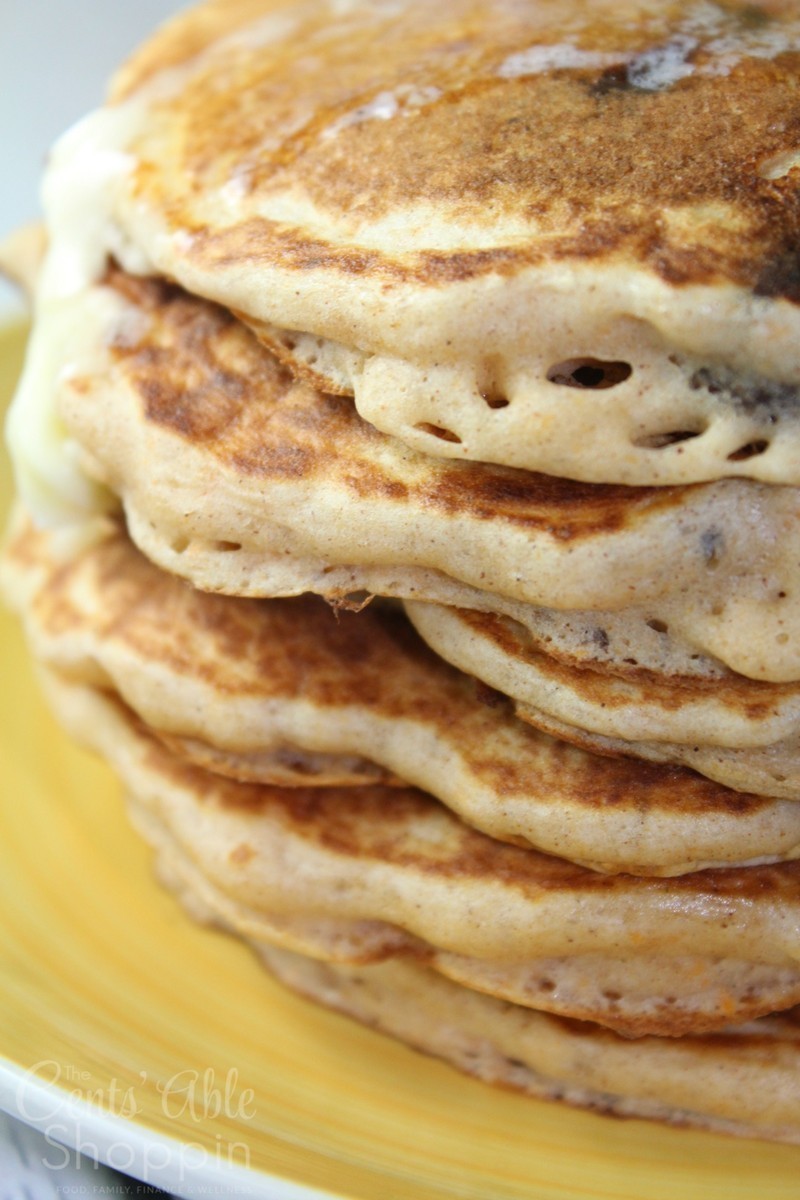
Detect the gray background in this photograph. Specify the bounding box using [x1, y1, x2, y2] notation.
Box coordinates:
[0, 0, 188, 315]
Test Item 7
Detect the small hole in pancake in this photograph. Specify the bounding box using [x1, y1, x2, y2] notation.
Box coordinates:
[546, 357, 632, 389]
[170, 536, 190, 555]
[633, 428, 704, 449]
[727, 439, 769, 461]
[414, 421, 463, 444]
[481, 387, 510, 409]
[214, 540, 242, 552]
[646, 618, 669, 634]
[777, 633, 790, 645]
[477, 356, 510, 409]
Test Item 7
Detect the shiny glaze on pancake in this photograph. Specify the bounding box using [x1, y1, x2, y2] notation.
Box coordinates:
[36, 0, 800, 491]
[114, 0, 800, 297]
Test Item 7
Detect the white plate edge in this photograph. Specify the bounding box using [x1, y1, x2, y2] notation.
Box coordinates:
[0, 1056, 344, 1200]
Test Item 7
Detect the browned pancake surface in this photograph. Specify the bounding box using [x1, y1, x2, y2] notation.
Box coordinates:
[104, 269, 673, 538]
[115, 0, 800, 298]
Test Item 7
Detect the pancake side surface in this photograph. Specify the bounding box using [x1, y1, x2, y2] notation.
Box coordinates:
[6, 509, 800, 875]
[36, 268, 800, 683]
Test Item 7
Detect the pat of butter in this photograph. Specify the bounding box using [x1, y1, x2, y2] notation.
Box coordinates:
[6, 102, 151, 525]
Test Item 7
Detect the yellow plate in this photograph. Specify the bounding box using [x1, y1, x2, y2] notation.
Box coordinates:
[2, 320, 800, 1200]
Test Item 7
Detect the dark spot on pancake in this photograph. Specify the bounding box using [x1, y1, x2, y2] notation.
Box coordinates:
[550, 1015, 602, 1038]
[589, 64, 632, 97]
[701, 528, 724, 567]
[688, 363, 797, 421]
[754, 245, 800, 305]
[474, 679, 510, 709]
[735, 3, 772, 29]
[592, 627, 610, 650]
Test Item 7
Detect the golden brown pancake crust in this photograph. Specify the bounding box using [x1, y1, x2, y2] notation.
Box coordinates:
[25, 539, 758, 821]
[443, 606, 799, 720]
[103, 267, 686, 538]
[52, 265, 800, 682]
[116, 0, 800, 298]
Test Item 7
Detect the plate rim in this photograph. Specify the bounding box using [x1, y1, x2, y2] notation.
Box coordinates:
[0, 1057, 341, 1200]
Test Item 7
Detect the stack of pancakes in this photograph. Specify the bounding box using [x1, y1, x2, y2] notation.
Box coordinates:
[5, 0, 800, 1143]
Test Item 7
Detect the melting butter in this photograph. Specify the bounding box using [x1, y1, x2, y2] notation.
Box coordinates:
[6, 102, 153, 525]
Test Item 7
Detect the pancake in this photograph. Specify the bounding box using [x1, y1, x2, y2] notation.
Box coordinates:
[405, 601, 800, 795]
[13, 265, 800, 684]
[27, 0, 800, 487]
[30, 666, 800, 1038]
[518, 704, 800, 810]
[8, 506, 800, 877]
[8, 0, 800, 1151]
[254, 946, 800, 1146]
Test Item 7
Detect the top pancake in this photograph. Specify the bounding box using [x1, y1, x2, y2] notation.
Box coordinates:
[40, 0, 800, 484]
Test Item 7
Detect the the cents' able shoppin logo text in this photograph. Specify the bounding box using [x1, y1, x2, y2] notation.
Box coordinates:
[17, 1059, 255, 1183]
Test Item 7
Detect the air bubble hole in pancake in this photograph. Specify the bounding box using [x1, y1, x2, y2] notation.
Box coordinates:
[546, 358, 632, 389]
[634, 427, 706, 449]
[728, 440, 770, 461]
[414, 422, 463, 443]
